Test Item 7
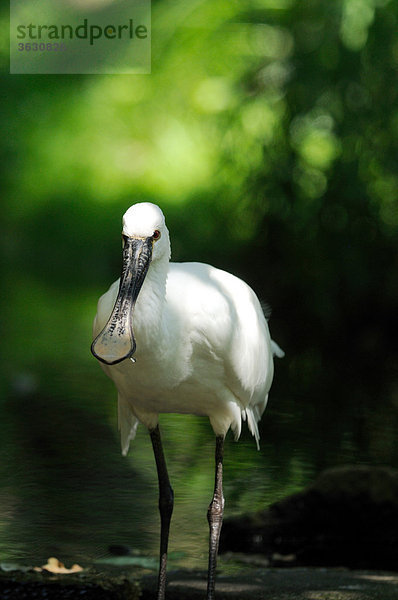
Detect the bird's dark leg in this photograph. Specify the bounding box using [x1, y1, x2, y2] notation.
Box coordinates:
[150, 425, 174, 600]
[207, 435, 225, 600]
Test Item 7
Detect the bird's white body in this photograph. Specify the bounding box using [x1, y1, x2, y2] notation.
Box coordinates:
[93, 203, 281, 455]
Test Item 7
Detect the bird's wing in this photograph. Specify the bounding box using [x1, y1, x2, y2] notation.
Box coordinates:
[210, 265, 274, 403]
[167, 263, 274, 410]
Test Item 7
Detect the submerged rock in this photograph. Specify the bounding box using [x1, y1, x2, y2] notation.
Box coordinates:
[220, 465, 398, 570]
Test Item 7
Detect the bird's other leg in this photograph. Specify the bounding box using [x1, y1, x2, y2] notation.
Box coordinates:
[150, 425, 174, 600]
[207, 435, 225, 600]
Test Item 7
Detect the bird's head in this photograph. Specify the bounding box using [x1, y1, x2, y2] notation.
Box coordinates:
[91, 202, 169, 366]
[122, 202, 170, 263]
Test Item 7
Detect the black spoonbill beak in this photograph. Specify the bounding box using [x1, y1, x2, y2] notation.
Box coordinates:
[91, 235, 153, 365]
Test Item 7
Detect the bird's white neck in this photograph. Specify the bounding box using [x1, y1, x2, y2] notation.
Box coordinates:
[133, 255, 169, 354]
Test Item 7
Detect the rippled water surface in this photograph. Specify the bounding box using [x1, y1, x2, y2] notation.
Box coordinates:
[1, 347, 396, 571]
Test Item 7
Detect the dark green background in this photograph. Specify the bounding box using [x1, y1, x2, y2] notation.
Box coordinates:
[1, 0, 397, 568]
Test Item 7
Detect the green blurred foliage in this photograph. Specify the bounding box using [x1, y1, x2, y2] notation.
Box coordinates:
[0, 0, 398, 565]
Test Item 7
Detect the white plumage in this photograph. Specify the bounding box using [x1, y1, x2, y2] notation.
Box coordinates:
[92, 202, 282, 454]
[91, 201, 283, 600]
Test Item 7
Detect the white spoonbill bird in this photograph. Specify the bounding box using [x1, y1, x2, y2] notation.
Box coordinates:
[91, 202, 283, 600]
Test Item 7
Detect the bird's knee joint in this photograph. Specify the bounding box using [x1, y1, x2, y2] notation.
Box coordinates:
[207, 497, 224, 522]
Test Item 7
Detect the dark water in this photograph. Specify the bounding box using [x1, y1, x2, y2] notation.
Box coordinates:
[1, 358, 396, 572]
[0, 382, 288, 570]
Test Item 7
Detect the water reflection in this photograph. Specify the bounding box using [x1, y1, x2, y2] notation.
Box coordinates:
[0, 343, 396, 569]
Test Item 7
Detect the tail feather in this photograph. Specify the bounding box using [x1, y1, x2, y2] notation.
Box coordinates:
[271, 340, 285, 358]
[246, 406, 261, 450]
[118, 396, 139, 456]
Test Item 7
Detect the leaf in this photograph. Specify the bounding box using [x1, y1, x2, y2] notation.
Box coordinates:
[37, 557, 84, 574]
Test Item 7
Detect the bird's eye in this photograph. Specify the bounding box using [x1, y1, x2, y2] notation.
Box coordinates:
[153, 230, 161, 241]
